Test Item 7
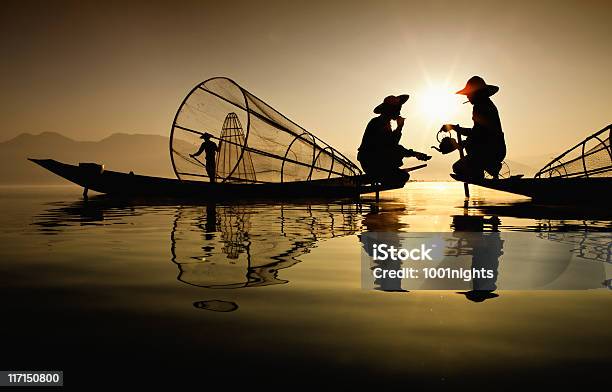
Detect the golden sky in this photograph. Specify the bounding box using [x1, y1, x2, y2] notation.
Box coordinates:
[1, 0, 610, 165]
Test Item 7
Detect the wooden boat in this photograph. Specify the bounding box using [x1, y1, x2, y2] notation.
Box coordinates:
[457, 175, 612, 202]
[29, 158, 421, 199]
[453, 124, 612, 202]
[30, 77, 426, 199]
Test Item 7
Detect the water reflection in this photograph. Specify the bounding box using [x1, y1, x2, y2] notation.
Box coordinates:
[360, 203, 411, 292]
[31, 191, 611, 309]
[33, 196, 362, 310]
[6, 186, 610, 384]
[170, 202, 360, 289]
[450, 215, 502, 302]
[473, 201, 611, 291]
[193, 299, 239, 312]
[473, 201, 611, 265]
[472, 200, 612, 232]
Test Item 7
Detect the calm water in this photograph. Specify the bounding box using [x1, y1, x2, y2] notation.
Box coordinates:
[0, 183, 610, 387]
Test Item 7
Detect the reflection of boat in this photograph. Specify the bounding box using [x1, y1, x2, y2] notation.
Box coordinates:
[454, 124, 612, 202]
[471, 201, 611, 288]
[33, 196, 362, 291]
[536, 231, 611, 264]
[470, 200, 612, 223]
[471, 200, 612, 235]
[170, 202, 360, 289]
[30, 77, 424, 198]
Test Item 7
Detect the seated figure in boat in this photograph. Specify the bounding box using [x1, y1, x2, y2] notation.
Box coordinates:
[442, 76, 506, 180]
[190, 133, 218, 183]
[357, 94, 431, 184]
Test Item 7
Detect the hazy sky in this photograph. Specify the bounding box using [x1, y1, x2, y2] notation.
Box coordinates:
[1, 0, 610, 162]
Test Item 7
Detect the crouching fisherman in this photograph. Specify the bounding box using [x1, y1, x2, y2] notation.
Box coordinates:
[442, 76, 506, 180]
[190, 132, 218, 183]
[358, 94, 430, 185]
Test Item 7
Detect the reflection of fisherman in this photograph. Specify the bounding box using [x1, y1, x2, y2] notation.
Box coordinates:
[358, 95, 430, 184]
[190, 133, 218, 183]
[442, 76, 506, 180]
[360, 205, 408, 292]
[204, 203, 217, 241]
[452, 215, 503, 302]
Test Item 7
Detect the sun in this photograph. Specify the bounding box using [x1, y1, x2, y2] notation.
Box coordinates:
[418, 85, 461, 126]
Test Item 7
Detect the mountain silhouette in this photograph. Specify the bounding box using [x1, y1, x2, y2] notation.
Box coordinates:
[0, 132, 181, 184]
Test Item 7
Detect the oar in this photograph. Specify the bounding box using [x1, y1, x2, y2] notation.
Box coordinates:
[402, 163, 428, 173]
[373, 164, 428, 203]
[456, 133, 470, 198]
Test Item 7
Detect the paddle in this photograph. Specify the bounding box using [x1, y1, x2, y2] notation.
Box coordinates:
[401, 163, 428, 173]
[456, 133, 470, 198]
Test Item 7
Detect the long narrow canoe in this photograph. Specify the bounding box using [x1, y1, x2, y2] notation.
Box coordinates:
[458, 125, 612, 202]
[30, 158, 419, 199]
[458, 175, 612, 202]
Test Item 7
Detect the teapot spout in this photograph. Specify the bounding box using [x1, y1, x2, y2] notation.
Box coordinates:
[431, 146, 441, 153]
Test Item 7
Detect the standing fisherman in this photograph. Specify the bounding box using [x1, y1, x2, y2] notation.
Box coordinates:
[190, 133, 218, 183]
[442, 76, 506, 180]
[358, 94, 430, 184]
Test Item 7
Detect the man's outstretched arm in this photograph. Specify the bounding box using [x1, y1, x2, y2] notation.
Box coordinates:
[190, 143, 206, 157]
[402, 147, 432, 161]
[443, 124, 471, 136]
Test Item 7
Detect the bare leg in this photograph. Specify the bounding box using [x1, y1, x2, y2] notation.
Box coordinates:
[453, 156, 484, 180]
[485, 161, 503, 179]
[206, 165, 216, 183]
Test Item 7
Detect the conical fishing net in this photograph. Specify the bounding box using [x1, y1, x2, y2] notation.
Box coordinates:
[170, 77, 361, 184]
[217, 113, 256, 182]
[536, 125, 611, 178]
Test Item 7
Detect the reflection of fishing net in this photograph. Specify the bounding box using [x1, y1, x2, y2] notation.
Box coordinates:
[537, 230, 611, 264]
[219, 205, 251, 259]
[170, 205, 251, 289]
[170, 203, 360, 289]
[536, 125, 611, 178]
[170, 77, 361, 183]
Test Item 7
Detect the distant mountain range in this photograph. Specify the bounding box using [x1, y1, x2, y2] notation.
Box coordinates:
[0, 132, 544, 184]
[0, 132, 176, 184]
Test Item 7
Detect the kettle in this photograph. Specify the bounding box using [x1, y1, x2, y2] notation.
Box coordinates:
[431, 128, 459, 154]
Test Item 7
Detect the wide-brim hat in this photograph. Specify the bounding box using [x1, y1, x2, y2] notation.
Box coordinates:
[374, 94, 410, 114]
[200, 132, 212, 139]
[456, 76, 499, 97]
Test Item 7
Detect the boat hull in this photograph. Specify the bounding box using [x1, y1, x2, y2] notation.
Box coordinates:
[468, 176, 612, 202]
[29, 159, 405, 199]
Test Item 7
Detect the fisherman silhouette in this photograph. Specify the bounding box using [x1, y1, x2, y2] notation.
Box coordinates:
[442, 76, 506, 180]
[358, 95, 431, 184]
[190, 133, 218, 183]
